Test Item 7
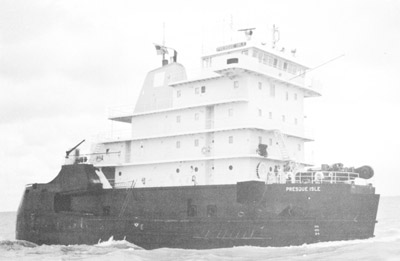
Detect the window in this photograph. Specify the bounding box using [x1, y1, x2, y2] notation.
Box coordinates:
[283, 62, 288, 71]
[229, 165, 233, 170]
[194, 113, 199, 121]
[228, 136, 233, 144]
[234, 81, 239, 88]
[273, 58, 278, 68]
[269, 112, 273, 119]
[176, 141, 181, 148]
[176, 115, 181, 123]
[195, 87, 199, 94]
[282, 115, 286, 122]
[194, 139, 199, 147]
[286, 91, 289, 101]
[201, 86, 206, 93]
[228, 108, 233, 117]
[177, 90, 181, 97]
[294, 93, 298, 100]
[258, 109, 262, 117]
[270, 84, 275, 97]
[242, 50, 248, 55]
[295, 118, 298, 125]
[298, 144, 302, 151]
[269, 138, 273, 146]
[258, 82, 262, 90]
[227, 58, 239, 64]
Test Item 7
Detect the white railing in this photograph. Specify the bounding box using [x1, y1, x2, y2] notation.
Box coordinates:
[266, 171, 364, 185]
[108, 105, 136, 119]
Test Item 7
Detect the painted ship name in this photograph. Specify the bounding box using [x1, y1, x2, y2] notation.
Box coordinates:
[286, 186, 321, 192]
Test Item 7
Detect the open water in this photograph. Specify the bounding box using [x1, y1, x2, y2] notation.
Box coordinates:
[1, 196, 399, 261]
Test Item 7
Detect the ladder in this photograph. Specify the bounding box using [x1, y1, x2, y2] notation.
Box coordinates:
[118, 180, 136, 217]
[274, 130, 290, 161]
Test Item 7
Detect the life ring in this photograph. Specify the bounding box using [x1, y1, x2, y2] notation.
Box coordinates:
[256, 162, 267, 179]
[315, 172, 324, 182]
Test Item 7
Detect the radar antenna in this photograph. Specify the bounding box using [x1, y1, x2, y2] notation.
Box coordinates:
[238, 27, 256, 41]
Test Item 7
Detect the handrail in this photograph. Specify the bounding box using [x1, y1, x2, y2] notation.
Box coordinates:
[266, 171, 364, 185]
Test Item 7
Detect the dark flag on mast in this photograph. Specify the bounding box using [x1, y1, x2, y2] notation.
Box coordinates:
[154, 44, 168, 55]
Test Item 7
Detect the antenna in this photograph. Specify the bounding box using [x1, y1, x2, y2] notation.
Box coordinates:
[238, 27, 256, 41]
[162, 22, 165, 46]
[272, 24, 280, 49]
[288, 54, 345, 81]
[230, 14, 233, 42]
[162, 23, 166, 64]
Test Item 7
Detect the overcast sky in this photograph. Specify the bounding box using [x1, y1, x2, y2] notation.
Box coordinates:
[1, 0, 400, 211]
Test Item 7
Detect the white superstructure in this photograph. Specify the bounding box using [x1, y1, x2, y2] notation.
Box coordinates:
[90, 31, 321, 188]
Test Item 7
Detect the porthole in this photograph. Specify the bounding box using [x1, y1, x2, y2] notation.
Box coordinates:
[229, 165, 233, 170]
[176, 168, 180, 173]
[195, 167, 198, 172]
[119, 172, 122, 176]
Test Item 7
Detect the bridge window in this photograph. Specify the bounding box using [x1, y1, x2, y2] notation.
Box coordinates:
[227, 58, 239, 64]
[177, 90, 181, 98]
[201, 86, 206, 93]
[176, 141, 181, 148]
[228, 136, 233, 144]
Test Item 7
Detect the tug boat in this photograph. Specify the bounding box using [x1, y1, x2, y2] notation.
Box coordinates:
[16, 28, 379, 249]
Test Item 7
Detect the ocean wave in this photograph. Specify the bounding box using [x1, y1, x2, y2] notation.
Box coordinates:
[96, 236, 143, 250]
[0, 240, 38, 251]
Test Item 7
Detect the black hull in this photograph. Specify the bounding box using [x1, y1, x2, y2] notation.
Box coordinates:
[16, 164, 380, 249]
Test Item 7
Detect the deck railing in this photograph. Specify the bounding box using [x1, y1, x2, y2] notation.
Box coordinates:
[266, 171, 363, 185]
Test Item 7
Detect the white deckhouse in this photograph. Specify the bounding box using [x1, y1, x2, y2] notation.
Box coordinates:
[90, 29, 321, 189]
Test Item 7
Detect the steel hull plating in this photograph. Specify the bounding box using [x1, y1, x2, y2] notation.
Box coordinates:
[17, 213, 377, 249]
[16, 165, 379, 249]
